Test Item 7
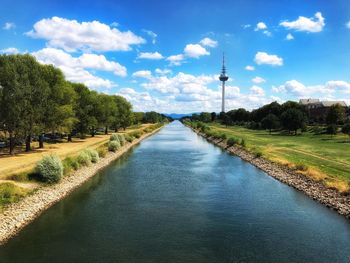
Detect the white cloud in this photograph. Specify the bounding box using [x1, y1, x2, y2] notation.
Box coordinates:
[250, 85, 265, 96]
[242, 24, 251, 29]
[3, 22, 15, 30]
[199, 37, 218, 48]
[166, 54, 185, 66]
[137, 52, 164, 60]
[184, 44, 210, 58]
[26, 16, 145, 52]
[272, 79, 350, 98]
[132, 70, 152, 79]
[252, 76, 266, 84]
[0, 47, 20, 54]
[286, 33, 294, 40]
[142, 29, 157, 44]
[245, 65, 255, 71]
[263, 30, 272, 37]
[255, 22, 267, 31]
[255, 51, 283, 66]
[347, 21, 350, 29]
[280, 12, 325, 33]
[155, 68, 172, 75]
[32, 48, 122, 89]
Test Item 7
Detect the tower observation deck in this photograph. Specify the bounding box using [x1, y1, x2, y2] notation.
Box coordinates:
[219, 54, 229, 113]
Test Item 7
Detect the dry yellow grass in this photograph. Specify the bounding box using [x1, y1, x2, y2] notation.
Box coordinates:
[0, 124, 150, 179]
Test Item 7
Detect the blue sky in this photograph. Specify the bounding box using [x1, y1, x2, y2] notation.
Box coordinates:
[1, 0, 350, 113]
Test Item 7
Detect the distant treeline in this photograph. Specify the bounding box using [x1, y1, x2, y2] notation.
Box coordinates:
[0, 54, 171, 154]
[182, 101, 350, 136]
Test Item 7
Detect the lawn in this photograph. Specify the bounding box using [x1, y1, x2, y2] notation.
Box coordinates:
[207, 123, 350, 191]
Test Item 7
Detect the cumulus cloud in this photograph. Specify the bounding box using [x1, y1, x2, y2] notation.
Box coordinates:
[132, 70, 153, 79]
[255, 22, 267, 31]
[0, 47, 20, 54]
[252, 76, 266, 84]
[137, 52, 164, 60]
[250, 85, 265, 96]
[273, 80, 350, 99]
[3, 22, 15, 30]
[155, 68, 172, 75]
[286, 33, 294, 40]
[254, 52, 283, 66]
[166, 54, 185, 66]
[32, 48, 123, 89]
[242, 24, 251, 29]
[26, 16, 145, 52]
[245, 65, 255, 71]
[347, 21, 350, 29]
[199, 37, 218, 48]
[184, 44, 210, 58]
[280, 12, 325, 33]
[142, 29, 157, 44]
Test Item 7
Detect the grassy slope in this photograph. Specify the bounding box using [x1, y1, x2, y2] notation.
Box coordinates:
[0, 124, 151, 180]
[208, 123, 350, 190]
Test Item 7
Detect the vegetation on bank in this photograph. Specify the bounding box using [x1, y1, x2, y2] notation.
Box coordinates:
[0, 123, 163, 210]
[0, 54, 171, 155]
[185, 120, 350, 193]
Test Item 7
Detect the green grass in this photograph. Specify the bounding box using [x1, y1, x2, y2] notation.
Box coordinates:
[207, 123, 350, 192]
[0, 183, 31, 210]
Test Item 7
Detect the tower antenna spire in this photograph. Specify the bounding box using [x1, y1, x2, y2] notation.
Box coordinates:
[219, 53, 229, 113]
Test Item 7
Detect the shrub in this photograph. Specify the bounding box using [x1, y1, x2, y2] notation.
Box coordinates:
[295, 163, 308, 171]
[254, 151, 263, 158]
[117, 134, 126, 146]
[110, 133, 120, 142]
[227, 137, 239, 147]
[0, 183, 29, 207]
[36, 155, 63, 183]
[108, 140, 121, 152]
[220, 133, 227, 140]
[77, 151, 92, 166]
[240, 139, 246, 147]
[62, 156, 80, 175]
[84, 149, 99, 163]
[125, 134, 134, 143]
[97, 147, 107, 158]
[130, 131, 142, 138]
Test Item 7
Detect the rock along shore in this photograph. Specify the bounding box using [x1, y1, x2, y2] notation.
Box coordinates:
[190, 127, 350, 220]
[0, 127, 162, 245]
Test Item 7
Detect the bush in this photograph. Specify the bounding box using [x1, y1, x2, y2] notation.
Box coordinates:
[254, 151, 263, 158]
[77, 151, 92, 166]
[240, 139, 246, 147]
[84, 149, 99, 163]
[110, 133, 120, 142]
[130, 131, 142, 139]
[0, 183, 29, 207]
[125, 134, 134, 143]
[227, 137, 239, 147]
[36, 155, 63, 183]
[220, 133, 227, 140]
[62, 156, 80, 175]
[108, 140, 121, 152]
[295, 163, 308, 171]
[117, 134, 126, 146]
[97, 147, 107, 158]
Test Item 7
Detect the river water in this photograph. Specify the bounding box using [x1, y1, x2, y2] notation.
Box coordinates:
[1, 121, 350, 262]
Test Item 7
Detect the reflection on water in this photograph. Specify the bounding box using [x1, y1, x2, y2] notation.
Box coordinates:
[0, 121, 350, 263]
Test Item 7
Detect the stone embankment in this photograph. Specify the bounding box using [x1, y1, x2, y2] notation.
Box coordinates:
[193, 128, 350, 220]
[0, 128, 162, 245]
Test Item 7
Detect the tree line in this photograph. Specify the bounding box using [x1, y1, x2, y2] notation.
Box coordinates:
[0, 54, 170, 155]
[187, 101, 350, 136]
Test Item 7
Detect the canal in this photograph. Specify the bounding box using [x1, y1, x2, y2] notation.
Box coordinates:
[1, 121, 350, 262]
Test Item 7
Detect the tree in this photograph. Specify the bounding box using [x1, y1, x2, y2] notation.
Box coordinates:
[326, 104, 345, 125]
[95, 94, 117, 134]
[199, 112, 211, 123]
[261, 114, 280, 134]
[342, 123, 350, 141]
[112, 95, 133, 131]
[326, 124, 337, 137]
[211, 112, 216, 122]
[280, 109, 306, 135]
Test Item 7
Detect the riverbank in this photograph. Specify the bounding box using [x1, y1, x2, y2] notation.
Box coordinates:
[0, 126, 163, 245]
[189, 126, 350, 220]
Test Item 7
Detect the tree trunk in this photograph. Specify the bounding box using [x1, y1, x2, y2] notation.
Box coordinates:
[9, 132, 15, 155]
[105, 126, 108, 135]
[25, 134, 31, 152]
[68, 133, 72, 142]
[39, 134, 44, 148]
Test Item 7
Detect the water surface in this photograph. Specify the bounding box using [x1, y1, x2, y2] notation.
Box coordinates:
[1, 121, 350, 262]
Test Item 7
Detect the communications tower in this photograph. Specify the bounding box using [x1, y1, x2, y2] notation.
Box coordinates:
[219, 54, 229, 113]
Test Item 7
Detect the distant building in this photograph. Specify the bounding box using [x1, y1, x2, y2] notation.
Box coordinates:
[299, 98, 348, 122]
